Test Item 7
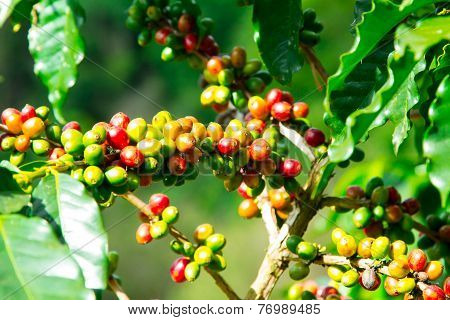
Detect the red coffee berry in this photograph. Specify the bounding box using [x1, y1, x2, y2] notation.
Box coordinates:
[249, 138, 271, 161]
[1, 108, 20, 124]
[199, 35, 219, 56]
[444, 277, 450, 296]
[387, 186, 401, 204]
[217, 138, 239, 155]
[155, 27, 172, 45]
[281, 159, 302, 177]
[120, 146, 144, 168]
[359, 269, 381, 291]
[170, 257, 190, 283]
[317, 286, 339, 299]
[246, 119, 265, 134]
[408, 249, 427, 272]
[21, 104, 36, 122]
[265, 88, 283, 110]
[304, 128, 325, 147]
[48, 147, 66, 160]
[363, 221, 383, 238]
[402, 198, 420, 215]
[63, 121, 81, 132]
[281, 91, 294, 104]
[206, 57, 223, 75]
[346, 186, 365, 200]
[292, 102, 309, 118]
[271, 101, 292, 122]
[184, 33, 198, 52]
[422, 285, 446, 300]
[178, 14, 195, 33]
[136, 223, 153, 244]
[107, 126, 130, 150]
[149, 193, 170, 215]
[110, 112, 130, 129]
[168, 154, 187, 176]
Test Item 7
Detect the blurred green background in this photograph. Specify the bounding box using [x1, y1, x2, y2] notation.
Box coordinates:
[0, 0, 440, 299]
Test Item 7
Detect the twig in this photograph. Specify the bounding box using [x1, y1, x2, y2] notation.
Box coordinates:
[108, 277, 130, 300]
[313, 254, 389, 276]
[299, 44, 328, 85]
[119, 192, 240, 300]
[412, 220, 440, 243]
[256, 188, 279, 244]
[279, 123, 315, 162]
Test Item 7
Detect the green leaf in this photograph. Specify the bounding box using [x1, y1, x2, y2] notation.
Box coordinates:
[0, 0, 22, 27]
[0, 193, 30, 215]
[19, 160, 49, 172]
[0, 161, 23, 192]
[32, 172, 108, 289]
[252, 0, 303, 84]
[0, 214, 94, 299]
[28, 0, 85, 123]
[327, 15, 450, 162]
[423, 75, 450, 207]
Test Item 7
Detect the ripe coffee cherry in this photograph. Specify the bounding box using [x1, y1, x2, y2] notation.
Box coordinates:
[150, 221, 168, 239]
[168, 154, 187, 176]
[296, 241, 318, 261]
[107, 126, 129, 149]
[346, 185, 365, 200]
[248, 96, 269, 120]
[120, 146, 144, 168]
[62, 121, 81, 132]
[206, 57, 223, 75]
[304, 128, 325, 147]
[388, 256, 410, 279]
[194, 223, 214, 243]
[237, 182, 252, 199]
[423, 284, 446, 300]
[271, 101, 292, 122]
[331, 228, 346, 244]
[217, 137, 239, 155]
[246, 119, 265, 134]
[353, 207, 372, 228]
[238, 199, 260, 219]
[83, 166, 104, 187]
[280, 159, 302, 178]
[281, 91, 294, 104]
[268, 189, 290, 210]
[341, 269, 359, 287]
[439, 224, 450, 242]
[444, 277, 450, 296]
[387, 186, 401, 204]
[360, 269, 381, 291]
[371, 236, 390, 259]
[178, 14, 195, 33]
[14, 135, 30, 152]
[136, 223, 152, 244]
[109, 112, 130, 129]
[205, 233, 226, 252]
[21, 104, 36, 122]
[401, 198, 420, 215]
[1, 108, 20, 124]
[5, 113, 22, 134]
[425, 261, 443, 280]
[337, 235, 357, 257]
[184, 33, 198, 52]
[155, 27, 172, 45]
[265, 88, 283, 110]
[249, 138, 271, 161]
[164, 120, 183, 141]
[105, 166, 128, 186]
[149, 193, 170, 215]
[363, 221, 383, 238]
[170, 257, 190, 283]
[396, 278, 416, 294]
[357, 237, 374, 258]
[292, 102, 309, 118]
[408, 249, 427, 272]
[175, 133, 196, 153]
[199, 35, 219, 56]
[84, 144, 104, 166]
[48, 147, 65, 160]
[230, 46, 246, 69]
[289, 261, 310, 280]
[386, 204, 403, 223]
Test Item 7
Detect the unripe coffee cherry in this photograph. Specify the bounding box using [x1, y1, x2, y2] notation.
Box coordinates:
[327, 265, 346, 282]
[127, 118, 147, 143]
[396, 278, 416, 294]
[231, 46, 246, 69]
[32, 139, 51, 156]
[194, 224, 214, 243]
[84, 144, 104, 166]
[175, 133, 196, 153]
[238, 199, 260, 219]
[21, 104, 36, 122]
[162, 206, 179, 224]
[389, 240, 407, 259]
[287, 283, 304, 300]
[136, 223, 153, 244]
[177, 14, 195, 33]
[248, 96, 269, 120]
[286, 235, 303, 254]
[155, 27, 172, 45]
[105, 166, 128, 186]
[150, 221, 168, 239]
[360, 269, 381, 291]
[83, 166, 104, 187]
[425, 261, 443, 280]
[206, 122, 224, 142]
[357, 237, 374, 258]
[184, 262, 200, 282]
[371, 236, 390, 259]
[22, 117, 45, 139]
[48, 147, 66, 160]
[281, 159, 302, 177]
[249, 138, 271, 161]
[384, 276, 400, 296]
[120, 146, 144, 168]
[388, 256, 410, 279]
[268, 189, 290, 210]
[341, 269, 359, 287]
[194, 246, 213, 265]
[296, 241, 318, 261]
[422, 284, 446, 300]
[246, 119, 265, 134]
[331, 228, 346, 244]
[401, 198, 420, 215]
[365, 177, 384, 197]
[149, 193, 170, 215]
[292, 102, 309, 118]
[271, 101, 292, 122]
[304, 128, 325, 147]
[137, 138, 162, 157]
[217, 137, 239, 155]
[289, 261, 310, 280]
[353, 207, 372, 228]
[386, 204, 403, 223]
[373, 205, 385, 221]
[107, 126, 129, 150]
[407, 249, 427, 271]
[14, 135, 30, 152]
[337, 235, 357, 257]
[205, 233, 226, 252]
[170, 257, 189, 283]
[371, 186, 388, 205]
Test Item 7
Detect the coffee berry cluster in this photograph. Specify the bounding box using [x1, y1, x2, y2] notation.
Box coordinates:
[299, 8, 324, 47]
[127, 0, 219, 63]
[330, 228, 448, 300]
[287, 280, 347, 300]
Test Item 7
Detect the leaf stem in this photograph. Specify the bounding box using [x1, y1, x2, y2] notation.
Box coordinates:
[108, 276, 130, 300]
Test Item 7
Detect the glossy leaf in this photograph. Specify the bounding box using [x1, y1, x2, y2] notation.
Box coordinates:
[32, 172, 108, 289]
[0, 192, 30, 215]
[423, 75, 450, 206]
[28, 0, 85, 123]
[19, 160, 48, 172]
[0, 214, 94, 299]
[0, 161, 26, 192]
[252, 0, 303, 84]
[0, 0, 22, 27]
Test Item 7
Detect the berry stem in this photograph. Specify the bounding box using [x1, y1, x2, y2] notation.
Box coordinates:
[279, 123, 316, 162]
[299, 43, 328, 87]
[204, 267, 241, 300]
[412, 220, 440, 243]
[108, 276, 130, 300]
[313, 254, 390, 276]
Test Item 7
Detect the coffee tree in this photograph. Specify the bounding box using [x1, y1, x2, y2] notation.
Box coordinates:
[0, 0, 448, 300]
